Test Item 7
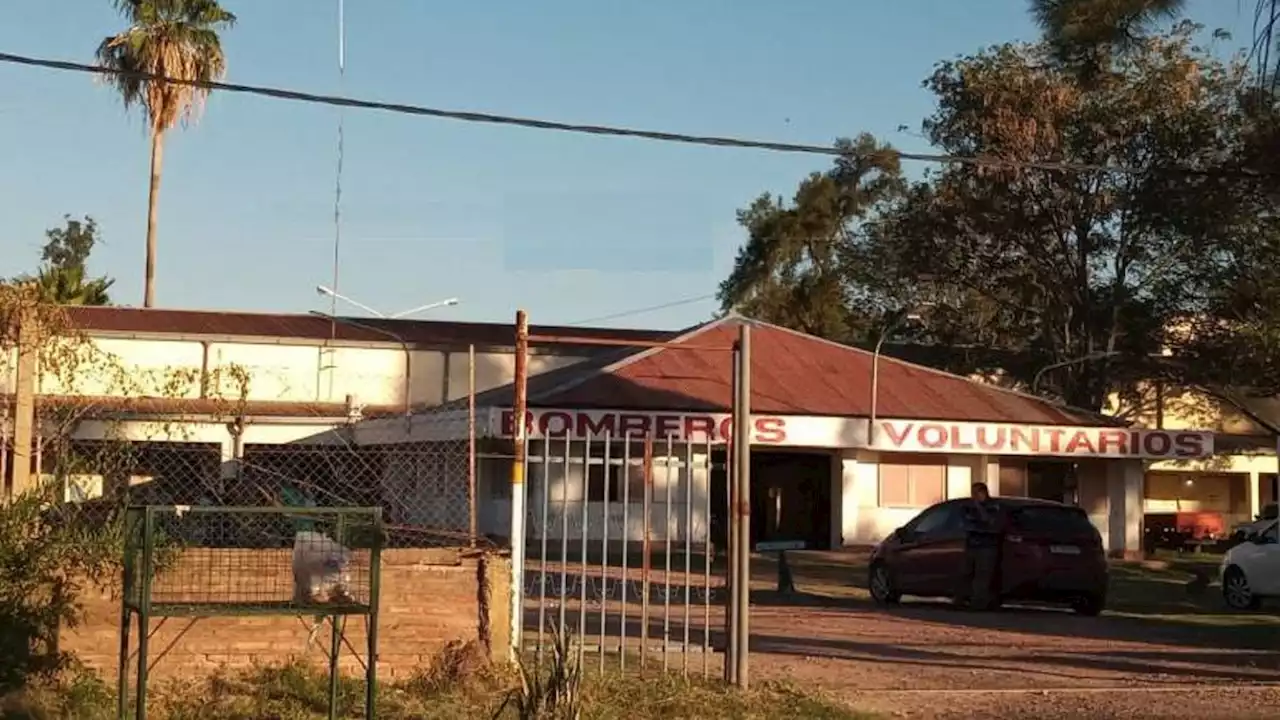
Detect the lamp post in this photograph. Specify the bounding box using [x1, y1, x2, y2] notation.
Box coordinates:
[309, 310, 413, 415]
[1030, 351, 1121, 396]
[314, 285, 459, 319]
[869, 305, 931, 437]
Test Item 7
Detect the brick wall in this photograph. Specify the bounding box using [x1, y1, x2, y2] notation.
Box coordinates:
[64, 549, 511, 680]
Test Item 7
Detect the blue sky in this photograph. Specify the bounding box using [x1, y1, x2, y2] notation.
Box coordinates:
[0, 1, 1252, 329]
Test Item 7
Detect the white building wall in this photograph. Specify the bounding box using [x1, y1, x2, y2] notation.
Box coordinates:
[839, 449, 920, 546]
[29, 333, 592, 409]
[832, 452, 1149, 554]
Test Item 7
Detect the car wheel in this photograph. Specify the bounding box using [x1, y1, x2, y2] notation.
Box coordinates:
[1070, 593, 1104, 617]
[869, 562, 900, 604]
[1222, 566, 1261, 611]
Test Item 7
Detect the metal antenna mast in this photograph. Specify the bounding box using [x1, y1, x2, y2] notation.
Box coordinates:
[329, 0, 347, 319]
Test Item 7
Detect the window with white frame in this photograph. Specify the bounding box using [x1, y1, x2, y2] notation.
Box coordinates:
[878, 453, 946, 508]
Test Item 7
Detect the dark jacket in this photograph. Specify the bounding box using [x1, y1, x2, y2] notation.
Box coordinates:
[962, 499, 1001, 548]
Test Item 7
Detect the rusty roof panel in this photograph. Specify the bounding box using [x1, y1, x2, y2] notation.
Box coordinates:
[532, 317, 1105, 425]
[62, 306, 674, 349]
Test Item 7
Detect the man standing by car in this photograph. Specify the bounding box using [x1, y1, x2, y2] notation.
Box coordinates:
[956, 482, 1001, 610]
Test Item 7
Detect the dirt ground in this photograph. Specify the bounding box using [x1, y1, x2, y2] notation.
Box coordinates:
[522, 549, 1280, 718]
[744, 550, 1280, 718]
[747, 596, 1280, 718]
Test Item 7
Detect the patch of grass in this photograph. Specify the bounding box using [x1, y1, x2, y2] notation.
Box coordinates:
[0, 664, 115, 720]
[3, 645, 868, 719]
[580, 672, 869, 720]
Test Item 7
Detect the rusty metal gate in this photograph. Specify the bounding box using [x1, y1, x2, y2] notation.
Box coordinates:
[519, 432, 727, 676]
[507, 310, 753, 685]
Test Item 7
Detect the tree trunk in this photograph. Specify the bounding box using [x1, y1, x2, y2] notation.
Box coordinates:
[143, 129, 165, 308]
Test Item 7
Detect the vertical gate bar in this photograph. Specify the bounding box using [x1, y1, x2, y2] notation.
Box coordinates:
[640, 435, 653, 671]
[559, 435, 570, 640]
[619, 435, 632, 671]
[366, 508, 383, 720]
[599, 433, 611, 671]
[116, 511, 134, 720]
[702, 437, 713, 678]
[327, 616, 342, 720]
[536, 439, 550, 667]
[328, 517, 345, 720]
[509, 310, 529, 662]
[579, 438, 590, 659]
[682, 438, 693, 676]
[662, 435, 674, 672]
[135, 507, 155, 720]
[734, 324, 752, 689]
[727, 425, 737, 676]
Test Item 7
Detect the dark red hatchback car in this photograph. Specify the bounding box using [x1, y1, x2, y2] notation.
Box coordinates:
[868, 497, 1109, 615]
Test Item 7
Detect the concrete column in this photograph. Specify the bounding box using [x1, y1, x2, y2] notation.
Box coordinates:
[1249, 469, 1262, 521]
[838, 451, 859, 547]
[1107, 460, 1144, 558]
[982, 456, 999, 494]
[830, 452, 845, 549]
[946, 455, 977, 499]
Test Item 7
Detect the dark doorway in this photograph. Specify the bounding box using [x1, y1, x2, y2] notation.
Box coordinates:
[751, 451, 833, 549]
[1028, 461, 1074, 504]
[708, 449, 835, 552]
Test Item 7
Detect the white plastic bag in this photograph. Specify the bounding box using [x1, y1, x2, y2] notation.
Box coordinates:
[292, 531, 353, 604]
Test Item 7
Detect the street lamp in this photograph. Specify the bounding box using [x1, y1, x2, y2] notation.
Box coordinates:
[308, 310, 413, 415]
[870, 304, 933, 433]
[1030, 351, 1121, 396]
[314, 285, 459, 318]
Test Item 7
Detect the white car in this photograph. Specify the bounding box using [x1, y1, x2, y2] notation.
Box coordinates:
[1231, 502, 1279, 542]
[1221, 519, 1280, 610]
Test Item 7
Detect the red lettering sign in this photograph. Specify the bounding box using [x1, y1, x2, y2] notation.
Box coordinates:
[498, 409, 789, 444]
[874, 420, 1212, 459]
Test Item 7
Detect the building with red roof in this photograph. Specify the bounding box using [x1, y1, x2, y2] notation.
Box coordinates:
[356, 315, 1214, 558]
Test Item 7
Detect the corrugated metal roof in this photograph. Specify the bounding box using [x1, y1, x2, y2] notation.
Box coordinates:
[62, 306, 674, 349]
[525, 316, 1108, 425]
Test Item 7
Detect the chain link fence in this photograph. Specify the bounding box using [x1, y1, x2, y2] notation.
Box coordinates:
[4, 400, 483, 550]
[2, 296, 495, 551]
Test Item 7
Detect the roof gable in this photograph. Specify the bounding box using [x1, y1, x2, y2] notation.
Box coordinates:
[528, 315, 1107, 426]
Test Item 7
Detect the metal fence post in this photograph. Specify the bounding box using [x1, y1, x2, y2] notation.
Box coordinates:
[733, 323, 752, 689]
[724, 343, 740, 685]
[509, 311, 530, 661]
[469, 343, 477, 548]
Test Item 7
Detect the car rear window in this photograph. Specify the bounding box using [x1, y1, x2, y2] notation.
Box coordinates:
[1011, 506, 1095, 535]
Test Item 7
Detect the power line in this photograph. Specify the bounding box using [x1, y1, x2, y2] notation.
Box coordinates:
[1, 50, 1268, 178]
[568, 293, 718, 326]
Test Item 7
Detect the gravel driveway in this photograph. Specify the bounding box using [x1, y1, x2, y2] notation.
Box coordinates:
[746, 590, 1280, 718]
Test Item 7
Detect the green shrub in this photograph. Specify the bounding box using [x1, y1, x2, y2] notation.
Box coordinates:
[0, 487, 121, 691]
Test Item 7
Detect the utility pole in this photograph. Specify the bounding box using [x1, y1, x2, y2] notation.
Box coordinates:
[10, 309, 37, 499]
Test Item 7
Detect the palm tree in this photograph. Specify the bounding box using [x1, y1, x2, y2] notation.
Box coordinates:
[97, 0, 236, 308]
[34, 265, 114, 306]
[1029, 0, 1186, 80]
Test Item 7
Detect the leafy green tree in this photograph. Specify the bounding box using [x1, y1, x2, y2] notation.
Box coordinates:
[717, 134, 908, 342]
[97, 0, 237, 308]
[873, 24, 1272, 411]
[721, 23, 1280, 415]
[1029, 0, 1186, 82]
[32, 216, 114, 306]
